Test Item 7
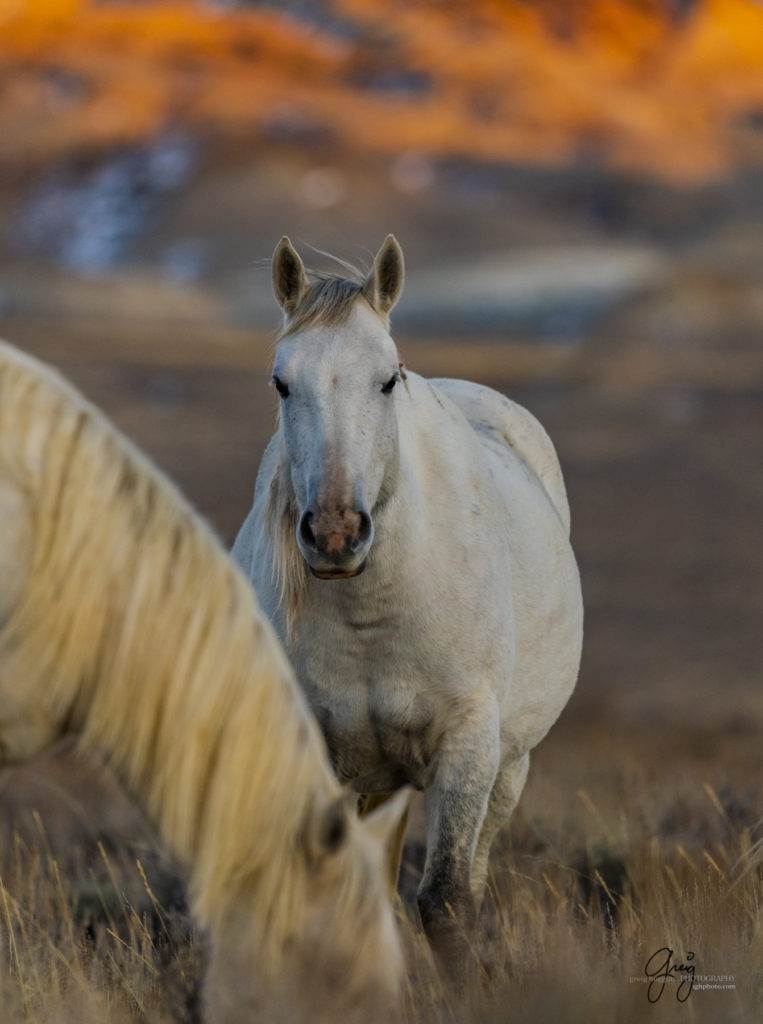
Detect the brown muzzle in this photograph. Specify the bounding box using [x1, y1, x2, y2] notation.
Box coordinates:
[297, 503, 373, 578]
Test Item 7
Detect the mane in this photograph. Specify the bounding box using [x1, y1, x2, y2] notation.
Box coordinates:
[264, 424, 309, 638]
[0, 341, 380, 979]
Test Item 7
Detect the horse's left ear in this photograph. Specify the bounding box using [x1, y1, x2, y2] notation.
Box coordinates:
[363, 235, 404, 317]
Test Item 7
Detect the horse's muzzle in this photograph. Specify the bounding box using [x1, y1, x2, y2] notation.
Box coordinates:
[297, 504, 373, 578]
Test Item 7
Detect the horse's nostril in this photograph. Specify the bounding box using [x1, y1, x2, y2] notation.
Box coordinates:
[299, 510, 317, 550]
[357, 510, 373, 544]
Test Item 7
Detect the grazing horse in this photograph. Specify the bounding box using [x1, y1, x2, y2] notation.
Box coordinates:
[0, 339, 405, 1024]
[233, 236, 584, 969]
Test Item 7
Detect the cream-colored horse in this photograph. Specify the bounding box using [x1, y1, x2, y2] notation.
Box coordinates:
[233, 236, 584, 970]
[0, 339, 405, 1023]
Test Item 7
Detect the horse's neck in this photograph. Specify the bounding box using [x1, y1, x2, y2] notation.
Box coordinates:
[77, 561, 332, 924]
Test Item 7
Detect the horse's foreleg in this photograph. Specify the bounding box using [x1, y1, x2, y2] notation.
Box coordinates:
[470, 752, 530, 906]
[417, 705, 500, 979]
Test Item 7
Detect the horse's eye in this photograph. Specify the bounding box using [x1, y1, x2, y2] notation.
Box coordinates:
[381, 373, 398, 395]
[271, 375, 290, 399]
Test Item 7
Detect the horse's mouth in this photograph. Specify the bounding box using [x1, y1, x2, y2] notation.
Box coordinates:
[309, 559, 367, 581]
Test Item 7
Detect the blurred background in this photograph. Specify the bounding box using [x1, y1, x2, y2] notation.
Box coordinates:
[0, 0, 761, 1003]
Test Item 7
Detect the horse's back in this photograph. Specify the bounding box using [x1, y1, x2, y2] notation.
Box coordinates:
[429, 378, 571, 535]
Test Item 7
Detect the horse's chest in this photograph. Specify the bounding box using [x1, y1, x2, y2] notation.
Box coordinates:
[300, 649, 440, 792]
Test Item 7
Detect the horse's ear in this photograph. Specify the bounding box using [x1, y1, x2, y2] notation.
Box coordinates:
[361, 788, 411, 851]
[363, 235, 404, 317]
[272, 236, 307, 315]
[306, 793, 353, 863]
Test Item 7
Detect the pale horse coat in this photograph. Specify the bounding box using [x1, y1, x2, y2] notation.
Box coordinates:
[233, 236, 583, 966]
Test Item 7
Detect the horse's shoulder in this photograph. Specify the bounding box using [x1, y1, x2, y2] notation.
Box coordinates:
[428, 377, 571, 535]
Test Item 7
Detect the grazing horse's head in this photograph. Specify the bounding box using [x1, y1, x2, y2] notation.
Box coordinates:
[271, 236, 405, 580]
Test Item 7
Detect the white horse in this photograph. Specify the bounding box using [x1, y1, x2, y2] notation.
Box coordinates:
[233, 236, 583, 968]
[0, 339, 406, 1023]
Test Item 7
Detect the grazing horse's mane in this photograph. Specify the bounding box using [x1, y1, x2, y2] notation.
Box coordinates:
[0, 342, 382, 979]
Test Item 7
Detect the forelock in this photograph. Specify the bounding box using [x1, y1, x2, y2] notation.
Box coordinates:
[277, 271, 372, 339]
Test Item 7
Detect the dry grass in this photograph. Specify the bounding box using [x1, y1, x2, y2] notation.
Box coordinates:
[389, 767, 763, 1024]
[0, 831, 200, 1024]
[0, 765, 759, 1023]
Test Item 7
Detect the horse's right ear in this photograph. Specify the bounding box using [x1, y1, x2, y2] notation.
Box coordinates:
[272, 236, 307, 315]
[363, 235, 404, 318]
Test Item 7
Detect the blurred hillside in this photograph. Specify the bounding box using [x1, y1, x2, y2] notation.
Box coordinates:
[2, 0, 763, 178]
[0, 3, 761, 1002]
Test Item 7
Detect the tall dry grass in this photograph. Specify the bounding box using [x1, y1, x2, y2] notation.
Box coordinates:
[0, 830, 199, 1023]
[1, 770, 759, 1023]
[397, 774, 762, 1024]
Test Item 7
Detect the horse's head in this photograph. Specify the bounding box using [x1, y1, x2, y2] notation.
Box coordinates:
[270, 236, 405, 580]
[205, 789, 409, 1024]
[290, 789, 408, 1018]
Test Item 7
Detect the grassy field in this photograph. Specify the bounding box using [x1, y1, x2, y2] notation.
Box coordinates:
[0, 753, 760, 1022]
[0, 283, 760, 1021]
